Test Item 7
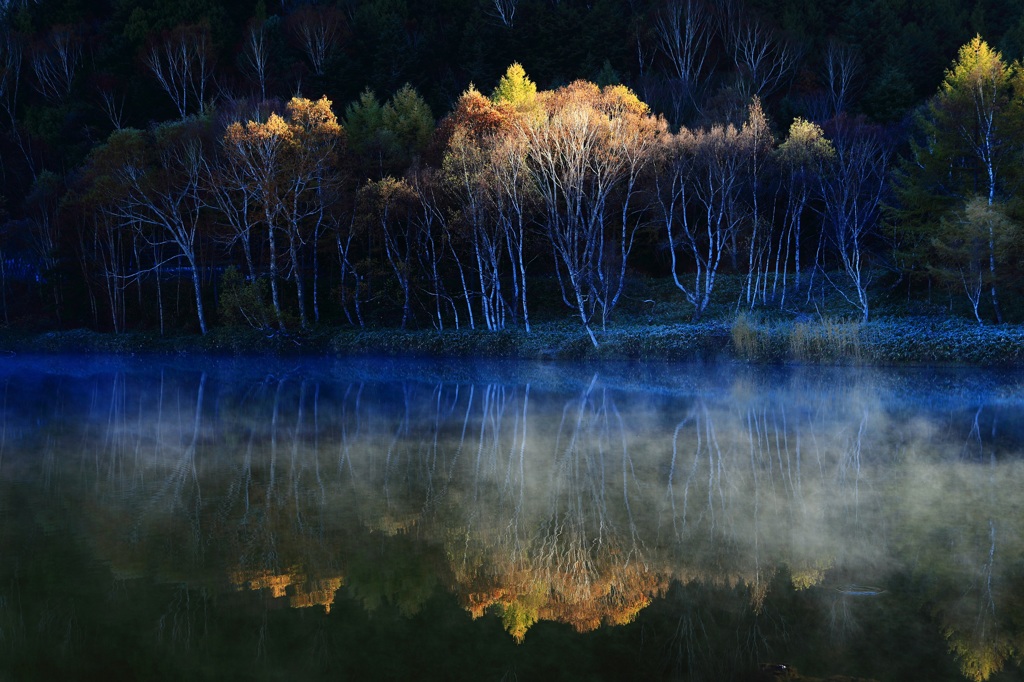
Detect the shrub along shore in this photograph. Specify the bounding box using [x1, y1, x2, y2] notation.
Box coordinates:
[2, 317, 1023, 367]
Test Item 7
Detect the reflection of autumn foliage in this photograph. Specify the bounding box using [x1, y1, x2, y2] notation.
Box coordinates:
[937, 582, 1017, 682]
[452, 536, 668, 642]
[363, 511, 419, 536]
[791, 558, 835, 591]
[944, 627, 1014, 682]
[539, 561, 666, 633]
[41, 365, 1024, 680]
[232, 567, 343, 613]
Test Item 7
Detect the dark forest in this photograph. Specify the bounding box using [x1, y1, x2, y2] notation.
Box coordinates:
[2, 0, 1024, 343]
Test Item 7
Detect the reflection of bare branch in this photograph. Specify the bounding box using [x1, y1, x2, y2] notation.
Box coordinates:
[157, 584, 208, 651]
[837, 407, 866, 520]
[828, 590, 865, 643]
[666, 411, 697, 535]
[963, 405, 985, 461]
[291, 380, 307, 530]
[338, 382, 364, 478]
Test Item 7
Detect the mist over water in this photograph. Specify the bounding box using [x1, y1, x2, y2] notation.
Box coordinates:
[1, 356, 1023, 681]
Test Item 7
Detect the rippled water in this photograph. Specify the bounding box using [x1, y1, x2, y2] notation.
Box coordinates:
[1, 356, 1023, 681]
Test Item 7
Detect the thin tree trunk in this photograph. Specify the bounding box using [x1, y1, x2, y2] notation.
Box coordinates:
[988, 223, 1002, 323]
[287, 223, 308, 329]
[190, 256, 207, 335]
[154, 241, 165, 336]
[268, 221, 285, 329]
[312, 221, 321, 325]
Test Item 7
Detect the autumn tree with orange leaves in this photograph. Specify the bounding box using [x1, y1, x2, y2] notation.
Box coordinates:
[221, 96, 343, 330]
[442, 86, 519, 332]
[524, 80, 666, 346]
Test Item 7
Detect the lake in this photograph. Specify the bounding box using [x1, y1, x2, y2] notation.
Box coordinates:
[1, 356, 1023, 681]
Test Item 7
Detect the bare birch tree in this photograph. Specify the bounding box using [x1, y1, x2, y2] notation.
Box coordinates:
[223, 113, 289, 328]
[653, 0, 715, 105]
[87, 121, 213, 334]
[486, 0, 518, 28]
[489, 127, 534, 331]
[524, 82, 662, 345]
[208, 128, 261, 282]
[408, 167, 459, 330]
[657, 122, 748, 321]
[727, 16, 799, 99]
[145, 25, 214, 119]
[275, 97, 342, 329]
[29, 25, 81, 104]
[362, 176, 417, 328]
[241, 19, 269, 101]
[287, 5, 344, 77]
[816, 119, 889, 323]
[823, 41, 861, 119]
[772, 118, 831, 307]
[95, 74, 127, 131]
[0, 31, 36, 175]
[445, 126, 507, 331]
[740, 97, 774, 308]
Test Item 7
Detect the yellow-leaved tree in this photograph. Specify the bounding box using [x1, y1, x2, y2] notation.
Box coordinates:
[897, 36, 1024, 323]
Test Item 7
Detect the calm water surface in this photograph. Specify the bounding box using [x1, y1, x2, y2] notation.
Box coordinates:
[1, 356, 1024, 681]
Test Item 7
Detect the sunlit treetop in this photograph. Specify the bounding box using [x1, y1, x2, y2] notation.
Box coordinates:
[491, 62, 537, 111]
[940, 35, 1011, 97]
[599, 83, 650, 118]
[743, 97, 772, 145]
[537, 80, 658, 129]
[286, 96, 342, 137]
[256, 113, 291, 142]
[448, 85, 513, 138]
[776, 117, 834, 167]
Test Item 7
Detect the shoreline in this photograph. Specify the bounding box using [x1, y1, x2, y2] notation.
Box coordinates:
[1, 317, 1023, 367]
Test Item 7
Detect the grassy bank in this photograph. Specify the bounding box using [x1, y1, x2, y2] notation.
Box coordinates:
[729, 315, 1024, 366]
[2, 316, 1023, 366]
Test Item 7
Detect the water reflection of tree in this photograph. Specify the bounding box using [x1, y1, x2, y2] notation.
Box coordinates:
[902, 459, 1021, 682]
[444, 378, 666, 642]
[532, 381, 658, 636]
[31, 369, 880, 646]
[11, 363, 1024, 679]
[661, 390, 854, 599]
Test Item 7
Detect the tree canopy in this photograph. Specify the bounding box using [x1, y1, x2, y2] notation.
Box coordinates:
[2, 4, 1024, 334]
